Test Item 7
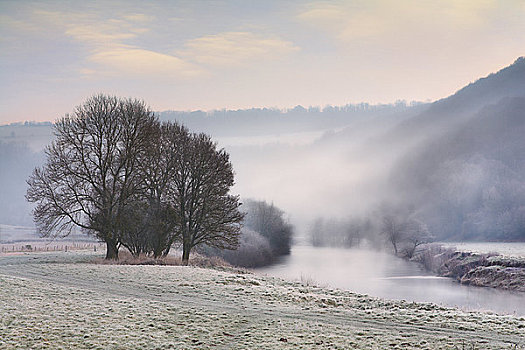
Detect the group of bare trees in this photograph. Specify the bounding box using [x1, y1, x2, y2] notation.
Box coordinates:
[309, 204, 433, 258]
[26, 95, 243, 262]
[381, 214, 432, 258]
[309, 217, 371, 248]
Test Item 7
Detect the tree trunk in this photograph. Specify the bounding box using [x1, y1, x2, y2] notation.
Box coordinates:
[392, 242, 398, 256]
[152, 240, 162, 259]
[161, 235, 177, 258]
[161, 245, 171, 259]
[181, 241, 191, 266]
[105, 239, 119, 260]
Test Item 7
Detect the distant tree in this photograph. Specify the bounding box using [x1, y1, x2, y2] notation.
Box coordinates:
[381, 214, 407, 256]
[243, 199, 293, 256]
[345, 217, 370, 248]
[309, 218, 325, 247]
[163, 123, 244, 265]
[26, 95, 158, 259]
[202, 200, 293, 267]
[308, 216, 371, 248]
[402, 219, 433, 258]
[379, 203, 434, 257]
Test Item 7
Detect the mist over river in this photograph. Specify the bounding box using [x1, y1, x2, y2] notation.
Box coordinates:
[255, 245, 525, 316]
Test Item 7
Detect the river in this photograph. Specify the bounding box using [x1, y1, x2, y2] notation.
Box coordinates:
[254, 245, 525, 316]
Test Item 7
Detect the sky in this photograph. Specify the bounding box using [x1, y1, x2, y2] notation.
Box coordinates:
[1, 0, 524, 124]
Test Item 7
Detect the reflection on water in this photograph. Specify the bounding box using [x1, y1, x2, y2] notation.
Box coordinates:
[255, 245, 525, 316]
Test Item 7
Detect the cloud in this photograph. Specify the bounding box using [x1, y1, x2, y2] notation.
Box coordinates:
[181, 31, 299, 66]
[296, 0, 512, 43]
[20, 9, 201, 79]
[64, 15, 151, 45]
[86, 46, 203, 78]
[122, 13, 155, 22]
[2, 6, 300, 80]
[65, 24, 139, 44]
[294, 0, 525, 82]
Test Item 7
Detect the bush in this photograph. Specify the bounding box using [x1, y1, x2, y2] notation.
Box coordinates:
[215, 229, 275, 267]
[200, 199, 293, 268]
[242, 199, 293, 256]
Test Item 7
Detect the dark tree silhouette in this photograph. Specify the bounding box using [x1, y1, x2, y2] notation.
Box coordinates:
[123, 122, 179, 258]
[26, 96, 242, 261]
[163, 123, 244, 264]
[26, 95, 158, 259]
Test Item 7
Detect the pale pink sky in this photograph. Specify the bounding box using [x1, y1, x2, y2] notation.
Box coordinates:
[1, 0, 524, 124]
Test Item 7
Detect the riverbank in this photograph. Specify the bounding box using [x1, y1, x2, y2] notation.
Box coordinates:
[1, 251, 524, 349]
[412, 244, 525, 292]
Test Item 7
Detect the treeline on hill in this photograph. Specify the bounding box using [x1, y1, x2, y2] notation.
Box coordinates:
[203, 199, 293, 267]
[26, 95, 244, 263]
[157, 101, 418, 137]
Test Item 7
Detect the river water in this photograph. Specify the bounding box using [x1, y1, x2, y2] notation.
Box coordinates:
[255, 245, 525, 316]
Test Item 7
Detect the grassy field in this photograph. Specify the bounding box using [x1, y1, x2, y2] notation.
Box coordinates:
[0, 251, 524, 349]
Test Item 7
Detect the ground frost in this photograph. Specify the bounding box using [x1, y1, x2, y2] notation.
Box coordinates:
[0, 252, 524, 349]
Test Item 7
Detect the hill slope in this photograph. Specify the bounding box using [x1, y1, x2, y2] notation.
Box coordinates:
[384, 58, 525, 241]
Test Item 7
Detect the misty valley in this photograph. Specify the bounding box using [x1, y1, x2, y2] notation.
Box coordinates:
[4, 0, 525, 347]
[2, 58, 525, 348]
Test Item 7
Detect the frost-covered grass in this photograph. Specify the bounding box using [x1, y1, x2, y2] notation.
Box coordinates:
[0, 251, 524, 349]
[439, 242, 525, 258]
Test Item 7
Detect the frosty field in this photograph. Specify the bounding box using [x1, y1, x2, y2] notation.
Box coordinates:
[0, 251, 524, 349]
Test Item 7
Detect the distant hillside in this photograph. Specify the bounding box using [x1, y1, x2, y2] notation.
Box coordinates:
[157, 102, 417, 137]
[384, 58, 525, 241]
[430, 57, 525, 115]
[0, 102, 417, 149]
[308, 57, 525, 243]
[384, 57, 525, 146]
[391, 97, 525, 241]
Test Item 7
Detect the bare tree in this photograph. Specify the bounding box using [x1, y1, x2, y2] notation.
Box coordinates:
[128, 122, 179, 258]
[403, 219, 433, 258]
[309, 218, 325, 247]
[26, 95, 158, 259]
[118, 199, 151, 257]
[164, 123, 244, 265]
[381, 214, 407, 255]
[26, 98, 242, 262]
[380, 202, 434, 257]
